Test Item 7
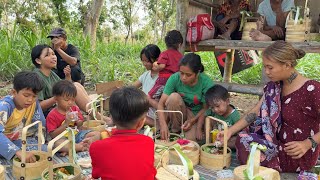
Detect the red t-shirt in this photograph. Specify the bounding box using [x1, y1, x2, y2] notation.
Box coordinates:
[90, 129, 156, 180]
[46, 105, 84, 133]
[157, 49, 183, 76]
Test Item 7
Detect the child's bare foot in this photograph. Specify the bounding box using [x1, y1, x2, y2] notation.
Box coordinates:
[76, 141, 89, 152]
[249, 28, 272, 41]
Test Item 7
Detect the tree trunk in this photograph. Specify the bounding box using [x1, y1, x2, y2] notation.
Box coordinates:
[160, 20, 166, 40]
[84, 0, 104, 49]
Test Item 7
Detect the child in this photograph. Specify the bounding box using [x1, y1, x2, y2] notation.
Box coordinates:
[90, 86, 156, 180]
[133, 44, 161, 126]
[148, 30, 183, 99]
[31, 44, 112, 124]
[46, 80, 100, 155]
[205, 84, 240, 148]
[0, 71, 46, 163]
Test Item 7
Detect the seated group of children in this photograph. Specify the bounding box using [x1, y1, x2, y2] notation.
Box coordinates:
[0, 29, 241, 180]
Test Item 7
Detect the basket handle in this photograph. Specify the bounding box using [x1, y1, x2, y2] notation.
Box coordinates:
[20, 120, 44, 178]
[162, 146, 195, 180]
[155, 110, 184, 138]
[46, 128, 76, 180]
[86, 95, 105, 122]
[205, 116, 229, 167]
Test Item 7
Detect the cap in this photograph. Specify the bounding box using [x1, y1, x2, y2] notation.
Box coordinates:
[47, 28, 67, 38]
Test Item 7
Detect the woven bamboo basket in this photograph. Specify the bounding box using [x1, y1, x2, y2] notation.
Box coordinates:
[12, 121, 49, 180]
[286, 1, 311, 42]
[156, 148, 200, 180]
[83, 97, 107, 132]
[200, 116, 231, 170]
[169, 140, 200, 165]
[155, 110, 184, 146]
[41, 129, 82, 180]
[0, 165, 4, 180]
[233, 144, 280, 180]
[241, 18, 257, 41]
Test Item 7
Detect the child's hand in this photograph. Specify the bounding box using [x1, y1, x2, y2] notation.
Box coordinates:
[196, 128, 204, 140]
[63, 65, 71, 80]
[152, 61, 159, 71]
[15, 150, 37, 163]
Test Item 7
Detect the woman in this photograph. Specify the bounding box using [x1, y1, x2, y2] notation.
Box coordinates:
[133, 44, 160, 126]
[158, 53, 214, 141]
[31, 44, 111, 123]
[218, 41, 320, 172]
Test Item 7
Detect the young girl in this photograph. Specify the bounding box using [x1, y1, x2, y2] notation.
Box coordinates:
[133, 44, 161, 126]
[148, 30, 183, 100]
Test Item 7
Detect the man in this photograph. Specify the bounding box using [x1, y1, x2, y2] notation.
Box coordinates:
[250, 0, 295, 41]
[47, 28, 85, 84]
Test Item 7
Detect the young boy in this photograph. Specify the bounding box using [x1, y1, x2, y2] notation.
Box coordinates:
[149, 30, 183, 99]
[0, 71, 45, 163]
[46, 80, 100, 155]
[90, 86, 156, 180]
[205, 84, 240, 148]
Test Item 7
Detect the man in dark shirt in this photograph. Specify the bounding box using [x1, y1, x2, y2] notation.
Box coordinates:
[47, 28, 85, 84]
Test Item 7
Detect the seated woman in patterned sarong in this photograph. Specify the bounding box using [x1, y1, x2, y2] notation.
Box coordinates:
[217, 41, 320, 172]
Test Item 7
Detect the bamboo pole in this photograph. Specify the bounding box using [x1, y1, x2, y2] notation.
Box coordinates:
[223, 49, 235, 83]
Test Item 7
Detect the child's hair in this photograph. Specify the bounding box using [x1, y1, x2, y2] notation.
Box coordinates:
[205, 84, 230, 105]
[52, 80, 77, 98]
[13, 71, 44, 94]
[140, 44, 161, 63]
[165, 30, 183, 50]
[31, 44, 52, 68]
[109, 86, 149, 128]
[179, 53, 204, 73]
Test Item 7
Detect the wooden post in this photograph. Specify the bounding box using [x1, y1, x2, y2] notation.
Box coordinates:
[176, 0, 189, 54]
[223, 49, 235, 83]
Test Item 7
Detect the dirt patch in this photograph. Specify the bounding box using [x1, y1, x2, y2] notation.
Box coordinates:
[229, 92, 260, 116]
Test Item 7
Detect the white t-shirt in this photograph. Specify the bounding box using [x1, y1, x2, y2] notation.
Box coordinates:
[138, 71, 158, 95]
[257, 0, 295, 26]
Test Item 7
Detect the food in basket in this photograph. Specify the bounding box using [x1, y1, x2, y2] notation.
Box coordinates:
[202, 145, 224, 154]
[14, 154, 40, 162]
[176, 139, 197, 153]
[156, 133, 180, 142]
[43, 166, 76, 180]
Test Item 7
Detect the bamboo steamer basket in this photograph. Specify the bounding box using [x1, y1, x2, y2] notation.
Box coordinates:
[155, 144, 169, 167]
[286, 1, 311, 42]
[41, 129, 82, 180]
[12, 121, 49, 180]
[156, 149, 200, 180]
[234, 144, 280, 180]
[169, 140, 200, 165]
[241, 21, 256, 41]
[200, 116, 231, 170]
[0, 165, 5, 180]
[83, 97, 107, 132]
[155, 110, 184, 147]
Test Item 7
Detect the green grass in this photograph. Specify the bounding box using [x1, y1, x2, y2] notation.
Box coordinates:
[1, 27, 320, 86]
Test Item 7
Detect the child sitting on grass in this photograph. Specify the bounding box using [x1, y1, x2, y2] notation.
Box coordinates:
[149, 30, 183, 100]
[46, 80, 100, 155]
[90, 86, 156, 180]
[0, 71, 46, 163]
[205, 84, 240, 148]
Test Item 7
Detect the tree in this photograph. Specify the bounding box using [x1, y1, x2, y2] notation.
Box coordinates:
[145, 0, 176, 41]
[82, 0, 105, 48]
[51, 0, 70, 27]
[109, 0, 140, 44]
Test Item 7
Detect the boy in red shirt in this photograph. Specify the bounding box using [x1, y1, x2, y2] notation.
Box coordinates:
[149, 30, 183, 99]
[90, 86, 156, 180]
[46, 80, 100, 155]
